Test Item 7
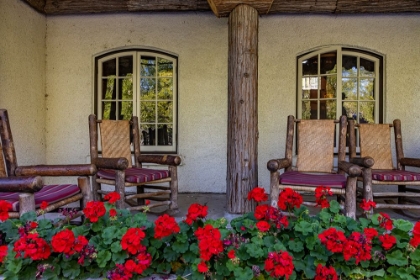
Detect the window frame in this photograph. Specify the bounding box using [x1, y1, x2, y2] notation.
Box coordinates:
[94, 47, 178, 154]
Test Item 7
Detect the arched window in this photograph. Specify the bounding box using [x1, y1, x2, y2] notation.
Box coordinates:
[95, 48, 178, 153]
[297, 47, 383, 124]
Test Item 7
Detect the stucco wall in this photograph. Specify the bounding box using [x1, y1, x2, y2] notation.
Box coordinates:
[0, 0, 46, 166]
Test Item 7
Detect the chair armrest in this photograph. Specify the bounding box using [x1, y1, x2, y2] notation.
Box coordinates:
[400, 157, 420, 168]
[350, 156, 375, 168]
[15, 164, 97, 177]
[338, 161, 362, 177]
[0, 176, 43, 192]
[137, 155, 181, 166]
[92, 158, 128, 170]
[267, 158, 291, 172]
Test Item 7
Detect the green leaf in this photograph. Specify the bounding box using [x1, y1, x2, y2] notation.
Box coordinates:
[294, 221, 312, 236]
[233, 267, 254, 280]
[61, 260, 81, 279]
[163, 245, 179, 261]
[309, 244, 330, 262]
[91, 219, 105, 233]
[110, 241, 122, 253]
[409, 249, 420, 265]
[215, 261, 232, 277]
[288, 240, 304, 253]
[5, 258, 22, 274]
[386, 250, 408, 266]
[328, 200, 341, 213]
[366, 268, 385, 277]
[102, 225, 119, 244]
[157, 262, 171, 274]
[393, 219, 414, 232]
[111, 250, 128, 263]
[96, 250, 112, 268]
[245, 243, 265, 259]
[172, 240, 189, 253]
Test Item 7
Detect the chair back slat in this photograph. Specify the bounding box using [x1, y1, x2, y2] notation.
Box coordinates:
[100, 120, 133, 167]
[296, 119, 335, 173]
[359, 124, 393, 170]
[0, 142, 6, 177]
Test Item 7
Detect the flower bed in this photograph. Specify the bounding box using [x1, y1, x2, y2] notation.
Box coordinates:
[0, 187, 420, 279]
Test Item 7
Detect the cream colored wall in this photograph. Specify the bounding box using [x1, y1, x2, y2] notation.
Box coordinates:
[45, 13, 228, 192]
[0, 0, 46, 166]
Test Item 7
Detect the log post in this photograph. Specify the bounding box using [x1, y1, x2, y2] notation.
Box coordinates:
[227, 4, 258, 213]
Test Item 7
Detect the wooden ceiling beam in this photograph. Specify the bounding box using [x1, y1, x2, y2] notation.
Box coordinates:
[207, 0, 274, 17]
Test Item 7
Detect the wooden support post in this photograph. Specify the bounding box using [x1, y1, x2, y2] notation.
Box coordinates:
[227, 4, 258, 213]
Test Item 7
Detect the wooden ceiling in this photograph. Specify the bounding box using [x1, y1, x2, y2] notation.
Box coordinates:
[23, 0, 420, 17]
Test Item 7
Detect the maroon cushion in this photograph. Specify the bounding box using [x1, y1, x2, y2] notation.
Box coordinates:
[372, 170, 420, 181]
[279, 171, 347, 188]
[0, 184, 80, 211]
[97, 167, 170, 184]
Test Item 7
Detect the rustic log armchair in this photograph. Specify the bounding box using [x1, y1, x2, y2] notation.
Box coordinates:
[0, 109, 96, 219]
[88, 114, 181, 213]
[349, 119, 420, 217]
[267, 115, 363, 219]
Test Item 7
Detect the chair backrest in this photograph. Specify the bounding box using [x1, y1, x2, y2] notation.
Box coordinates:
[0, 109, 18, 177]
[286, 115, 346, 173]
[358, 123, 394, 170]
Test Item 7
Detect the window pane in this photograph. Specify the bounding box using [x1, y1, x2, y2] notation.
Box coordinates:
[343, 101, 357, 119]
[320, 52, 337, 74]
[102, 77, 116, 100]
[342, 78, 358, 100]
[359, 78, 375, 100]
[102, 101, 116, 120]
[320, 100, 336, 119]
[141, 56, 156, 77]
[158, 58, 173, 77]
[118, 56, 133, 76]
[157, 78, 173, 99]
[103, 58, 116, 76]
[321, 76, 337, 98]
[302, 100, 317, 119]
[157, 101, 173, 123]
[302, 56, 318, 75]
[141, 124, 156, 146]
[140, 78, 156, 100]
[140, 101, 156, 122]
[118, 102, 133, 120]
[118, 75, 133, 100]
[342, 56, 357, 76]
[157, 124, 171, 145]
[359, 102, 375, 123]
[360, 58, 375, 77]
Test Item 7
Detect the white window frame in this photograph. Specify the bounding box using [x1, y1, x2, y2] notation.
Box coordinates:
[95, 48, 178, 154]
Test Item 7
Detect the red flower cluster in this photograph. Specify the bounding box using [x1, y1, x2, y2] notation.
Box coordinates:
[315, 186, 333, 208]
[264, 251, 294, 279]
[363, 228, 378, 240]
[51, 229, 89, 257]
[184, 203, 208, 225]
[315, 264, 338, 280]
[342, 232, 371, 264]
[121, 228, 147, 255]
[197, 261, 208, 273]
[108, 263, 133, 280]
[0, 200, 12, 221]
[83, 201, 106, 223]
[154, 214, 180, 239]
[256, 221, 271, 232]
[318, 228, 347, 253]
[378, 212, 393, 231]
[194, 224, 224, 262]
[410, 221, 420, 247]
[124, 252, 152, 275]
[379, 233, 396, 250]
[359, 199, 376, 212]
[277, 188, 303, 211]
[254, 204, 289, 229]
[0, 245, 8, 263]
[247, 187, 268, 203]
[13, 233, 51, 261]
[104, 192, 121, 204]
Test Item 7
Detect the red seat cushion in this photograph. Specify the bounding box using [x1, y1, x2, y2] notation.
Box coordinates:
[97, 167, 170, 184]
[372, 170, 420, 181]
[0, 184, 80, 211]
[279, 171, 347, 188]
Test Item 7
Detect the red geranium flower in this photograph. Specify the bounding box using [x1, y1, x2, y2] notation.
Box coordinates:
[134, 252, 152, 274]
[318, 228, 347, 253]
[363, 228, 378, 241]
[278, 188, 303, 211]
[342, 232, 372, 264]
[264, 251, 294, 279]
[256, 220, 271, 232]
[51, 229, 76, 255]
[413, 221, 420, 236]
[104, 192, 121, 204]
[121, 228, 146, 255]
[0, 200, 12, 221]
[227, 249, 235, 259]
[247, 187, 268, 203]
[13, 233, 51, 261]
[254, 204, 269, 220]
[184, 203, 208, 225]
[40, 201, 48, 210]
[0, 245, 8, 263]
[360, 199, 376, 211]
[74, 235, 89, 253]
[379, 234, 397, 250]
[410, 235, 420, 248]
[315, 264, 338, 280]
[315, 186, 333, 208]
[83, 201, 106, 223]
[378, 212, 393, 230]
[195, 225, 223, 261]
[109, 208, 117, 218]
[197, 261, 208, 273]
[154, 214, 180, 239]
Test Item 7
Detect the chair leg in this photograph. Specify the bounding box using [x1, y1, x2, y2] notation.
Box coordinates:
[19, 193, 36, 217]
[168, 166, 179, 213]
[78, 176, 92, 208]
[345, 177, 357, 219]
[91, 175, 101, 202]
[115, 170, 126, 209]
[270, 171, 280, 208]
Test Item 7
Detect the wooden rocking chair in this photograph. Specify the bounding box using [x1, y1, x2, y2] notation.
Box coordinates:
[0, 109, 96, 219]
[267, 115, 363, 219]
[349, 119, 420, 217]
[88, 114, 181, 213]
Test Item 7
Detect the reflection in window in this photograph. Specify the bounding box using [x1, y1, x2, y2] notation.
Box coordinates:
[96, 50, 178, 153]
